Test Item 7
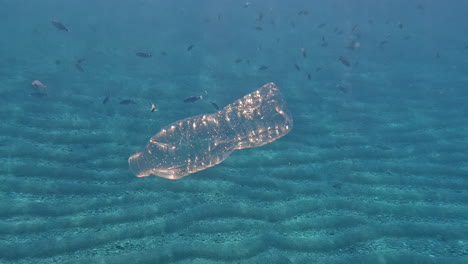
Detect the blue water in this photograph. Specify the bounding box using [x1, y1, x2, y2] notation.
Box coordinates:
[0, 0, 467, 263]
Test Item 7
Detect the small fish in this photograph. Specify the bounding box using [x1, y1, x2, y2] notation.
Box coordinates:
[351, 24, 358, 32]
[160, 51, 168, 55]
[298, 9, 309, 16]
[368, 19, 374, 25]
[183, 95, 203, 103]
[307, 73, 311, 80]
[318, 23, 326, 28]
[75, 63, 84, 72]
[258, 65, 268, 70]
[436, 51, 441, 59]
[398, 23, 404, 29]
[235, 58, 243, 63]
[30, 92, 48, 97]
[255, 26, 263, 31]
[321, 36, 328, 47]
[378, 40, 388, 48]
[404, 35, 411, 40]
[256, 12, 263, 22]
[337, 85, 349, 93]
[315, 67, 322, 72]
[187, 44, 195, 51]
[120, 99, 136, 105]
[136, 52, 152, 58]
[243, 2, 250, 8]
[294, 64, 301, 71]
[102, 96, 110, 104]
[150, 102, 158, 112]
[51, 20, 69, 32]
[32, 80, 47, 89]
[211, 102, 220, 110]
[338, 56, 351, 67]
[55, 59, 61, 65]
[74, 58, 85, 72]
[301, 48, 307, 58]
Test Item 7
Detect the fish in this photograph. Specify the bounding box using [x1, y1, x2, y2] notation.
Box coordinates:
[315, 67, 322, 72]
[255, 26, 263, 31]
[102, 96, 110, 104]
[337, 85, 349, 93]
[243, 2, 250, 8]
[301, 48, 307, 58]
[235, 58, 243, 63]
[398, 23, 404, 29]
[307, 73, 311, 80]
[256, 12, 263, 22]
[258, 65, 268, 70]
[136, 52, 152, 58]
[75, 63, 84, 72]
[211, 102, 220, 110]
[32, 80, 47, 89]
[55, 59, 61, 65]
[436, 51, 441, 59]
[187, 44, 195, 51]
[120, 99, 136, 104]
[74, 58, 85, 72]
[51, 20, 69, 32]
[294, 64, 301, 71]
[150, 102, 158, 112]
[378, 40, 388, 48]
[160, 51, 168, 55]
[351, 24, 358, 32]
[321, 36, 328, 47]
[183, 95, 203, 103]
[298, 9, 309, 16]
[318, 23, 326, 28]
[338, 56, 351, 67]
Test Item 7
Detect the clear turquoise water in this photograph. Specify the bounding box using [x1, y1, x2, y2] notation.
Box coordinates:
[0, 1, 467, 263]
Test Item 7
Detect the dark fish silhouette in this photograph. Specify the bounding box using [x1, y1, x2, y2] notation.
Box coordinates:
[255, 26, 263, 31]
[378, 40, 388, 48]
[51, 20, 69, 32]
[351, 24, 358, 32]
[211, 102, 220, 110]
[235, 58, 243, 63]
[339, 56, 351, 67]
[298, 9, 309, 16]
[258, 65, 268, 70]
[74, 58, 85, 72]
[256, 12, 263, 22]
[321, 36, 328, 47]
[318, 23, 326, 28]
[187, 44, 195, 51]
[102, 96, 110, 104]
[301, 48, 307, 58]
[294, 64, 301, 71]
[55, 59, 61, 65]
[183, 95, 203, 103]
[120, 99, 136, 104]
[307, 73, 311, 80]
[136, 52, 152, 58]
[160, 51, 168, 55]
[315, 67, 322, 72]
[337, 85, 349, 93]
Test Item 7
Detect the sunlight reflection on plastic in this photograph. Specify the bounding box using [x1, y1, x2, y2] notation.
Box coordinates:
[128, 82, 293, 180]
